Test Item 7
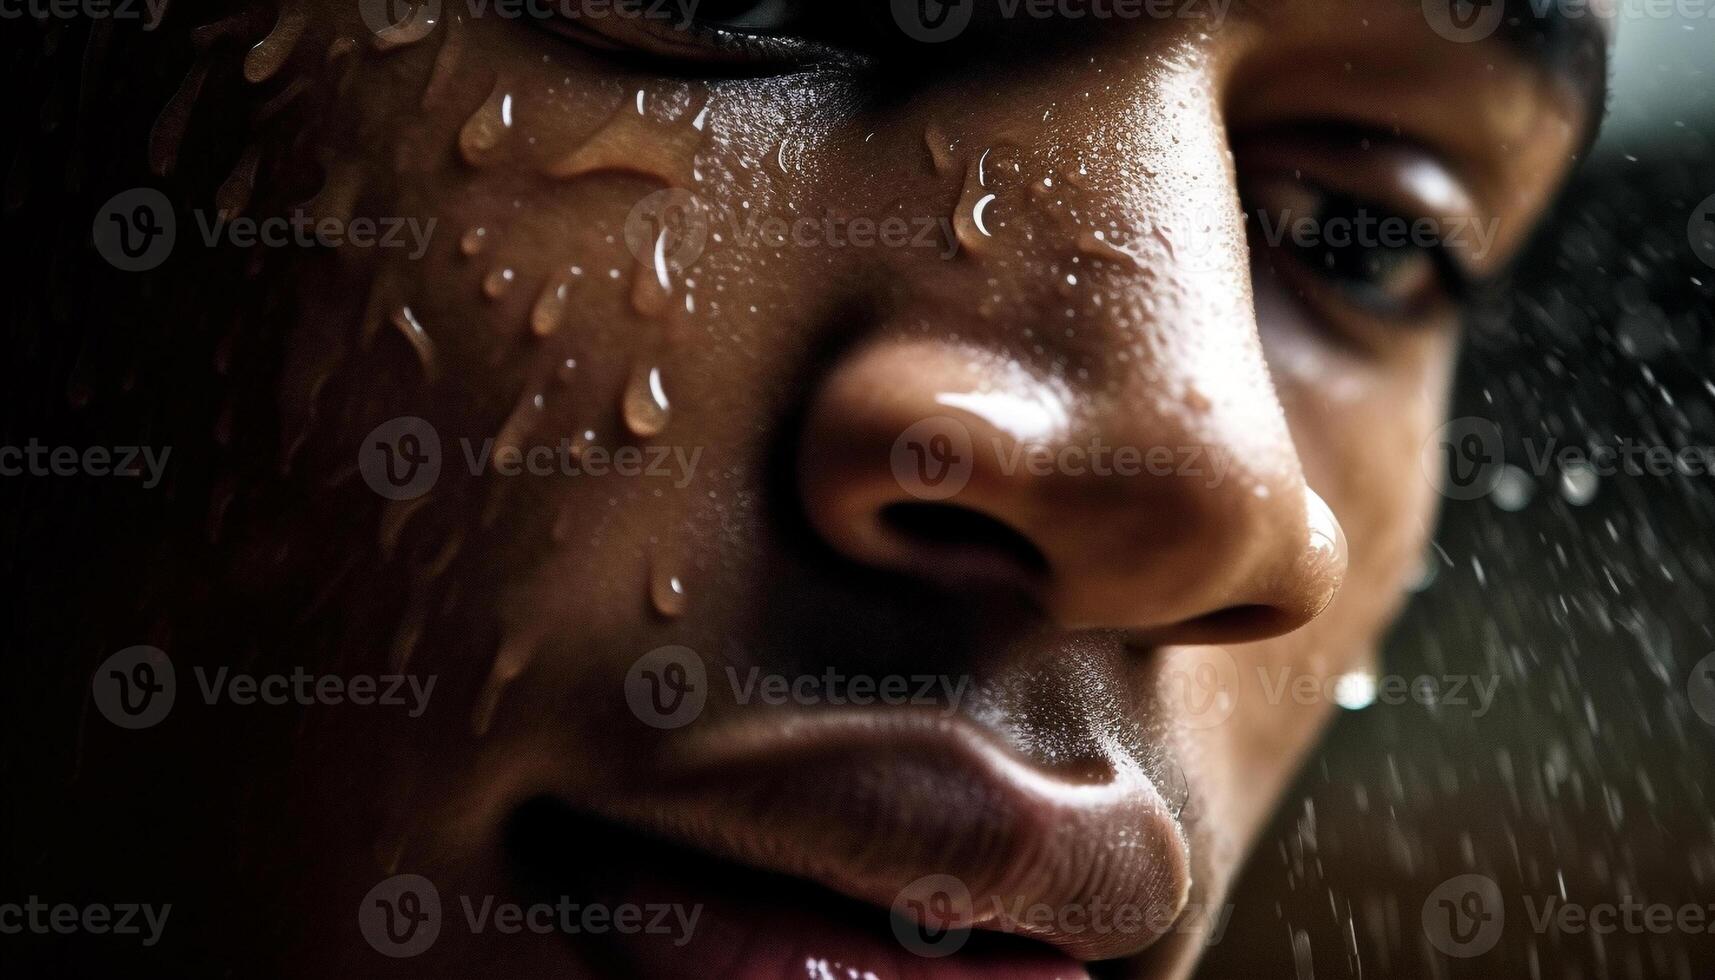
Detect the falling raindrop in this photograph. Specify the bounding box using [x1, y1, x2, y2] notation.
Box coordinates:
[1560, 461, 1600, 506]
[1489, 464, 1535, 512]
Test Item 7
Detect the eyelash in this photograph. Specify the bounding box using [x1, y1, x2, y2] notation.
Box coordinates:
[542, 2, 861, 72]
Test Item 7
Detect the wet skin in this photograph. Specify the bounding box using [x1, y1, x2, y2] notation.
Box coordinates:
[26, 0, 1605, 977]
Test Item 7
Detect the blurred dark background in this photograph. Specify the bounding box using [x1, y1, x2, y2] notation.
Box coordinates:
[1202, 21, 1715, 980]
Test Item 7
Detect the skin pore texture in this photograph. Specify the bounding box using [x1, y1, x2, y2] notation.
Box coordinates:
[6, 1, 1602, 978]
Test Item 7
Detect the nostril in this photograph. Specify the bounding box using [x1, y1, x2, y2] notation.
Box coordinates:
[878, 502, 1050, 582]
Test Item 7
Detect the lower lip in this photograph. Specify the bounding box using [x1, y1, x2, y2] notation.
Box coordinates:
[507, 802, 1093, 980]
[602, 871, 1093, 980]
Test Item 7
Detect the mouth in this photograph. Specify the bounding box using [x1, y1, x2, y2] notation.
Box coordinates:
[510, 707, 1192, 977]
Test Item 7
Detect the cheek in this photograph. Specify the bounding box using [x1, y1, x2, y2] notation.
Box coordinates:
[247, 17, 872, 729]
[1204, 291, 1455, 803]
[1259, 284, 1454, 618]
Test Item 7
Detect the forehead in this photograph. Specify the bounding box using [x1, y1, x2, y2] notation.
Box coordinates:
[1230, 0, 1610, 140]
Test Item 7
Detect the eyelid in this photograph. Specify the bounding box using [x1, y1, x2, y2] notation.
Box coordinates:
[542, 7, 860, 71]
[1240, 173, 1480, 322]
[1234, 129, 1497, 279]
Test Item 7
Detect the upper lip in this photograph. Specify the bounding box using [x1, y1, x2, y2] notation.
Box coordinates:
[581, 707, 1192, 962]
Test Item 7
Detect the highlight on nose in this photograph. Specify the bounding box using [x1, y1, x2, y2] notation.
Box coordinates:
[796, 338, 1347, 642]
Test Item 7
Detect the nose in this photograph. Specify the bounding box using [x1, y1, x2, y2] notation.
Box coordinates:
[793, 47, 1346, 643]
[796, 338, 1345, 643]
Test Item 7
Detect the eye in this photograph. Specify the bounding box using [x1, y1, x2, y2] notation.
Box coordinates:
[1243, 174, 1470, 322]
[541, 0, 853, 69]
[690, 0, 800, 31]
[1234, 130, 1497, 339]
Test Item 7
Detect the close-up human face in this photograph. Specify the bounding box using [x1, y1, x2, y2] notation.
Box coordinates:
[11, 0, 1687, 978]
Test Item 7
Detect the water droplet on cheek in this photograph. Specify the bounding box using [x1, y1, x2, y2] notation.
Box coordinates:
[216, 145, 262, 219]
[924, 122, 958, 177]
[544, 90, 707, 188]
[149, 58, 210, 178]
[389, 305, 438, 379]
[953, 160, 998, 255]
[460, 226, 489, 256]
[459, 81, 514, 167]
[531, 277, 572, 337]
[483, 266, 516, 300]
[243, 3, 306, 84]
[621, 361, 671, 439]
[650, 559, 688, 619]
[471, 637, 539, 737]
[631, 229, 674, 318]
[372, 1, 441, 51]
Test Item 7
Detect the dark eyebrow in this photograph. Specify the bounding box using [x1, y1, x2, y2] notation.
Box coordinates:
[1488, 0, 1612, 145]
